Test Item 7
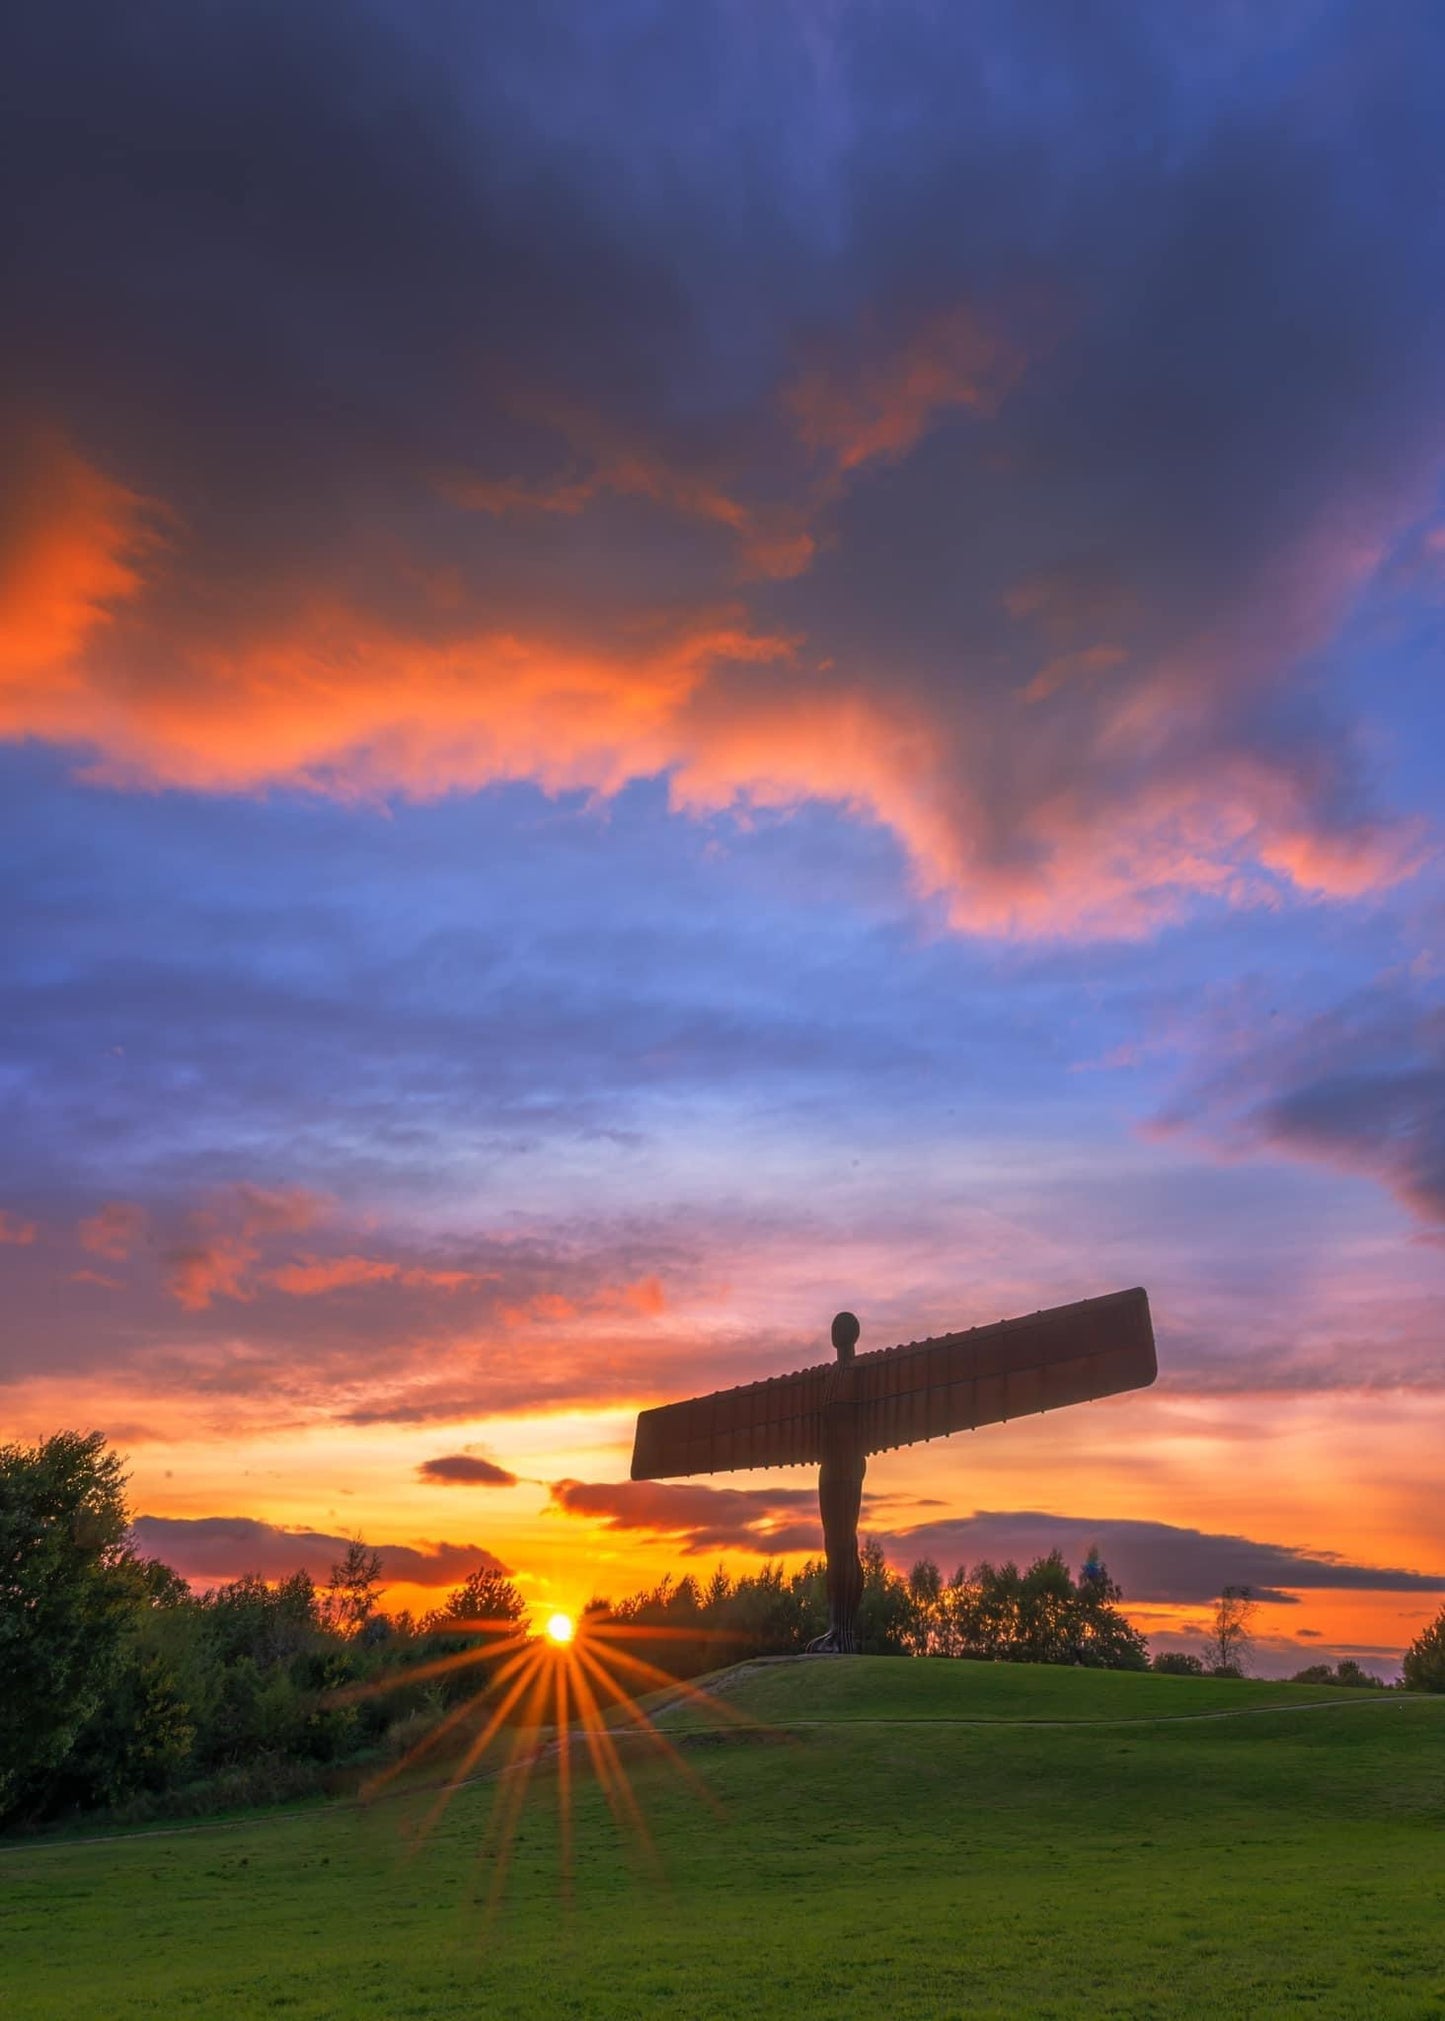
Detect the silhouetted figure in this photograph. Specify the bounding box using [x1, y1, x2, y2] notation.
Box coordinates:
[806, 1311, 866, 1654]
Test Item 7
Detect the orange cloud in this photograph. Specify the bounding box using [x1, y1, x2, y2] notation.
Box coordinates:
[78, 1200, 149, 1260]
[0, 328, 1426, 945]
[499, 1276, 669, 1331]
[163, 1185, 328, 1309]
[0, 429, 154, 689]
[268, 1254, 489, 1296]
[0, 1210, 38, 1246]
[164, 1234, 257, 1311]
[41, 597, 794, 800]
[624, 1275, 667, 1318]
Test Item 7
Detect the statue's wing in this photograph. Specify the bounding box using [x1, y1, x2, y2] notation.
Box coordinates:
[854, 1286, 1156, 1456]
[629, 1286, 1156, 1479]
[631, 1361, 832, 1478]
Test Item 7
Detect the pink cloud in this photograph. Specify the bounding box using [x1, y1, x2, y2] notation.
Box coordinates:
[78, 1200, 148, 1260]
[0, 1210, 38, 1246]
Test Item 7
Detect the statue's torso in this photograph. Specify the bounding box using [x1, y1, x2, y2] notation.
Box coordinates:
[819, 1360, 866, 1478]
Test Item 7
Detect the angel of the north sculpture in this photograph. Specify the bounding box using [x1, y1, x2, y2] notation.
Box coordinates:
[631, 1286, 1157, 1653]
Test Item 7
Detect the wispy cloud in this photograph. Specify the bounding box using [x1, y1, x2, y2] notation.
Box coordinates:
[1154, 979, 1445, 1230]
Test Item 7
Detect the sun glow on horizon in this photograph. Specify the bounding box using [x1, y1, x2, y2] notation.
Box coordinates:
[545, 1611, 576, 1645]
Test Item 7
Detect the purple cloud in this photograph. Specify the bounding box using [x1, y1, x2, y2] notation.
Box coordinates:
[130, 1514, 506, 1589]
[549, 1478, 821, 1555]
[1155, 982, 1445, 1230]
[418, 1453, 519, 1488]
[874, 1511, 1445, 1606]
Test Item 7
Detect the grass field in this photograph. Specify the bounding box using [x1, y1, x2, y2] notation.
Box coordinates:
[4, 1659, 1443, 2020]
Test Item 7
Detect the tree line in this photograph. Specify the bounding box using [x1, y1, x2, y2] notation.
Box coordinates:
[4, 1430, 1440, 1832]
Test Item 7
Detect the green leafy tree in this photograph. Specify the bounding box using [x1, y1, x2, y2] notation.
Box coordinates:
[1402, 1605, 1445, 1692]
[926, 1551, 1147, 1669]
[203, 1570, 320, 1668]
[0, 1431, 138, 1822]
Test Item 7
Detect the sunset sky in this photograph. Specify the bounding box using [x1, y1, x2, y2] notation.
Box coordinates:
[3, 2, 1444, 1675]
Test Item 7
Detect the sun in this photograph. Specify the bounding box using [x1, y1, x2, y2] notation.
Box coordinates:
[544, 1611, 575, 1646]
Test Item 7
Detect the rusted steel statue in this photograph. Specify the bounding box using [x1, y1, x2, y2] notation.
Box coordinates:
[631, 1286, 1157, 1654]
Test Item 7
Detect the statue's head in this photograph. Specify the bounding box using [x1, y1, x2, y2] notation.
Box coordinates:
[831, 1310, 860, 1361]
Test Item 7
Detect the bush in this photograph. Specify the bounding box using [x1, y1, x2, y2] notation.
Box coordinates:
[1290, 1660, 1385, 1689]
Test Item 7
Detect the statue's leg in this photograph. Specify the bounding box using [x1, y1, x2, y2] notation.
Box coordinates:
[808, 1456, 865, 1654]
[836, 1459, 865, 1654]
[807, 1463, 844, 1652]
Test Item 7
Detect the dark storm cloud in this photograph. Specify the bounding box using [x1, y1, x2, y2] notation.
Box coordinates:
[3, 3, 1442, 931]
[129, 1514, 505, 1587]
[874, 1511, 1445, 1605]
[419, 1454, 520, 1489]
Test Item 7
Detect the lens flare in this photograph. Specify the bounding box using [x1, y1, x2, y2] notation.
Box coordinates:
[343, 1607, 774, 1912]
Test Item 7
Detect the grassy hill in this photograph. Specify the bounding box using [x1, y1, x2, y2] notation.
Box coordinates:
[4, 1658, 1443, 2019]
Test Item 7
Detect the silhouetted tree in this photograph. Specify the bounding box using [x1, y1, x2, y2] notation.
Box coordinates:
[423, 1565, 527, 1631]
[1201, 1585, 1256, 1676]
[323, 1540, 384, 1636]
[419, 1565, 529, 1706]
[1403, 1605, 1445, 1692]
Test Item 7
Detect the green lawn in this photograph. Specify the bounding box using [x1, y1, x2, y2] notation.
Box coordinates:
[4, 1660, 1443, 2020]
